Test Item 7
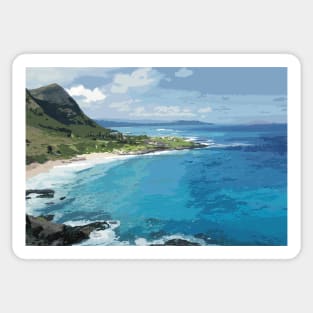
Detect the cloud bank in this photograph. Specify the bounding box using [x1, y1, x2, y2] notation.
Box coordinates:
[66, 85, 106, 104]
[111, 68, 161, 93]
[174, 68, 193, 78]
[27, 67, 287, 123]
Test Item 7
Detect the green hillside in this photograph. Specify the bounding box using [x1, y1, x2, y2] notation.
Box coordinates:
[26, 83, 199, 165]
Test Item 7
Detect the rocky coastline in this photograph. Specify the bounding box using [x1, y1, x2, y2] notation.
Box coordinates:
[26, 213, 200, 246]
[26, 214, 110, 246]
[26, 188, 202, 246]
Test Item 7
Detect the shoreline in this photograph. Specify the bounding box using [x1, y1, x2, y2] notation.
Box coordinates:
[26, 152, 120, 179]
[26, 147, 198, 180]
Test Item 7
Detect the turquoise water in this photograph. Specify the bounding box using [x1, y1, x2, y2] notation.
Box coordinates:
[26, 124, 287, 246]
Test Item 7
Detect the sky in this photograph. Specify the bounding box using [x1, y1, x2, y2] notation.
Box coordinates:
[26, 67, 287, 124]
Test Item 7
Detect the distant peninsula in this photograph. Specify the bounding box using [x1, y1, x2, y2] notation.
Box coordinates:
[95, 119, 214, 127]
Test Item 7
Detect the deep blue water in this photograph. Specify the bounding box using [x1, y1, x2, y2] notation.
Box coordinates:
[26, 123, 287, 246]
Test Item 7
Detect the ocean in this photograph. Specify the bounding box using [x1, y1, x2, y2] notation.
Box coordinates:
[26, 123, 287, 246]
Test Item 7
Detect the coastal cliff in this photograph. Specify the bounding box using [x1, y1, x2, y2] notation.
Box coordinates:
[26, 83, 203, 165]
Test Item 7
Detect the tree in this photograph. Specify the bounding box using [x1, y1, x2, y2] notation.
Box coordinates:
[47, 145, 53, 154]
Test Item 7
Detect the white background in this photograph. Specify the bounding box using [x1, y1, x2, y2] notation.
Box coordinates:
[0, 1, 310, 312]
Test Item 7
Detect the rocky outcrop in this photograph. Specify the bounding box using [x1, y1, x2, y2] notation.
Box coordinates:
[26, 189, 55, 198]
[26, 214, 109, 246]
[163, 238, 200, 246]
[150, 238, 201, 246]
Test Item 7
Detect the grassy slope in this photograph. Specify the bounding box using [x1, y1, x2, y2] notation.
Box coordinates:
[27, 119, 196, 164]
[26, 87, 198, 165]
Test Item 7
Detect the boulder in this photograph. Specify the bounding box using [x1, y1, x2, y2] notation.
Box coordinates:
[26, 214, 109, 246]
[26, 189, 55, 198]
[163, 238, 200, 246]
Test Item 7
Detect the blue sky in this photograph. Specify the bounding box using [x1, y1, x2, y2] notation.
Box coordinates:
[26, 67, 287, 124]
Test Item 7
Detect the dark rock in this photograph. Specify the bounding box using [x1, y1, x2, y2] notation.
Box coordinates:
[26, 189, 55, 198]
[51, 239, 65, 246]
[36, 194, 54, 199]
[26, 215, 43, 237]
[26, 196, 31, 200]
[107, 220, 118, 225]
[26, 189, 55, 196]
[59, 196, 66, 200]
[75, 222, 110, 237]
[41, 214, 54, 221]
[62, 227, 89, 245]
[27, 215, 64, 243]
[26, 214, 110, 246]
[163, 238, 200, 246]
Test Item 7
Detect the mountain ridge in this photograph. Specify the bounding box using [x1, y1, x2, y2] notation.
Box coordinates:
[26, 83, 201, 165]
[26, 84, 120, 164]
[28, 83, 97, 126]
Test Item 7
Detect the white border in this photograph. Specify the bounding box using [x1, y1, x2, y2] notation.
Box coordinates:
[12, 54, 301, 259]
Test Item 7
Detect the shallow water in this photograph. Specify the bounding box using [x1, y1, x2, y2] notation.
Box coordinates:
[26, 123, 287, 246]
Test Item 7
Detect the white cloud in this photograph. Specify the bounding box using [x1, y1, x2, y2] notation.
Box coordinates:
[198, 106, 212, 113]
[26, 68, 116, 89]
[130, 105, 196, 118]
[132, 106, 146, 115]
[111, 68, 160, 93]
[108, 100, 132, 112]
[174, 68, 193, 78]
[154, 105, 180, 114]
[66, 85, 106, 103]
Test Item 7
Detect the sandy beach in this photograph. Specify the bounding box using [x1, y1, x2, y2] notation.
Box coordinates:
[26, 152, 119, 179]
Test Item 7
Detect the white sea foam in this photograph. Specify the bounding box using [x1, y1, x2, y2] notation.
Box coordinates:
[183, 136, 218, 148]
[25, 138, 203, 215]
[198, 139, 215, 147]
[63, 219, 102, 227]
[26, 154, 136, 214]
[63, 219, 123, 246]
[65, 219, 121, 229]
[51, 212, 64, 221]
[107, 220, 121, 230]
[135, 234, 206, 246]
[207, 142, 252, 148]
[67, 218, 207, 246]
[26, 165, 79, 214]
[25, 148, 190, 215]
[81, 232, 206, 246]
[144, 149, 189, 157]
[134, 238, 149, 246]
[27, 154, 135, 187]
[185, 136, 199, 142]
[81, 229, 118, 246]
[156, 128, 174, 132]
[79, 220, 129, 246]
